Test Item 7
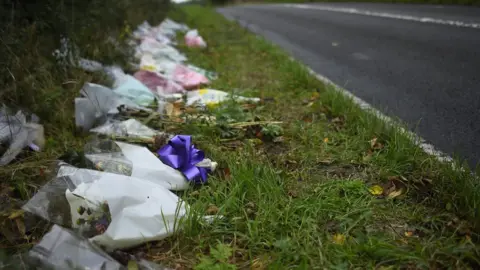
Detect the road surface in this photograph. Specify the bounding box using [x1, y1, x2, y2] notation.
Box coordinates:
[218, 3, 480, 167]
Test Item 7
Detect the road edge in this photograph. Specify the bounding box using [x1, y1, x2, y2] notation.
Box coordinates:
[218, 9, 454, 164]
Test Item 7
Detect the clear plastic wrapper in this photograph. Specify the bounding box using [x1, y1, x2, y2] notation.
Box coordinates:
[75, 83, 149, 131]
[134, 70, 185, 96]
[84, 140, 189, 190]
[52, 37, 104, 72]
[185, 29, 207, 48]
[84, 140, 134, 177]
[90, 119, 162, 140]
[113, 75, 156, 107]
[186, 89, 261, 107]
[186, 64, 218, 81]
[140, 56, 209, 90]
[135, 38, 187, 63]
[0, 105, 45, 165]
[104, 66, 129, 88]
[28, 225, 123, 270]
[27, 225, 170, 270]
[23, 162, 188, 250]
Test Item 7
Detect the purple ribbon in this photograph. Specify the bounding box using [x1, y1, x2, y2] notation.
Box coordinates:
[157, 135, 209, 184]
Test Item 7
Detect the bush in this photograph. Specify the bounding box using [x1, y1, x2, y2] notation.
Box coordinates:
[0, 0, 170, 122]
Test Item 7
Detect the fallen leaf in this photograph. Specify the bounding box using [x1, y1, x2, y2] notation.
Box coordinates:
[323, 137, 329, 143]
[287, 190, 298, 198]
[404, 231, 414, 237]
[8, 210, 24, 220]
[222, 140, 243, 150]
[387, 189, 404, 199]
[370, 137, 384, 150]
[0, 223, 15, 244]
[302, 115, 313, 123]
[370, 137, 378, 148]
[206, 205, 219, 215]
[384, 176, 407, 199]
[245, 202, 255, 209]
[332, 233, 345, 245]
[247, 138, 263, 146]
[127, 260, 139, 270]
[223, 167, 231, 180]
[368, 185, 384, 195]
[331, 117, 343, 123]
[318, 159, 333, 165]
[251, 258, 266, 270]
[306, 102, 314, 107]
[14, 218, 25, 237]
[189, 191, 200, 197]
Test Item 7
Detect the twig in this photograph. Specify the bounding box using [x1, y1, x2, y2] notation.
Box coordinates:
[229, 121, 283, 128]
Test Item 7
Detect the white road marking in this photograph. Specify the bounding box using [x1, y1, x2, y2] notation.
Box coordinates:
[284, 4, 480, 29]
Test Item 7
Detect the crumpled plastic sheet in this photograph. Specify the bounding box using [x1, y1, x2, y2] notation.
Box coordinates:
[75, 83, 149, 131]
[0, 106, 45, 165]
[185, 29, 207, 48]
[83, 140, 193, 191]
[106, 66, 170, 110]
[157, 18, 190, 38]
[186, 89, 262, 107]
[28, 225, 169, 270]
[135, 39, 187, 63]
[186, 64, 218, 81]
[133, 19, 188, 43]
[28, 225, 123, 270]
[52, 37, 103, 72]
[140, 56, 209, 89]
[134, 70, 185, 96]
[23, 162, 188, 250]
[113, 74, 157, 107]
[90, 119, 161, 140]
[104, 65, 129, 88]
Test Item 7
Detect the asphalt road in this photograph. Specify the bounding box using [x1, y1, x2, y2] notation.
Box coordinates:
[218, 4, 480, 167]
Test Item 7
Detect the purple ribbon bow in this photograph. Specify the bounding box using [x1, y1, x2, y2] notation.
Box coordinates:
[157, 135, 209, 184]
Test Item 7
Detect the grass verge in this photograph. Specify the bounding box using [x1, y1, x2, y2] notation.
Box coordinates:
[0, 2, 479, 269]
[147, 5, 480, 268]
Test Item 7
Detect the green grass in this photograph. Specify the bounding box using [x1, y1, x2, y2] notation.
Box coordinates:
[1, 2, 479, 269]
[145, 6, 480, 268]
[0, 0, 169, 251]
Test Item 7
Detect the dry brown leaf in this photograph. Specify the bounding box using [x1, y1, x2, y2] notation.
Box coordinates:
[287, 190, 298, 198]
[387, 189, 404, 199]
[206, 205, 219, 215]
[251, 258, 267, 270]
[14, 219, 25, 237]
[370, 137, 384, 150]
[8, 209, 24, 220]
[318, 159, 334, 165]
[189, 191, 200, 197]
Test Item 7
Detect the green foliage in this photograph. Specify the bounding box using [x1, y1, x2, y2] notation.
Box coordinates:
[261, 124, 283, 138]
[194, 243, 237, 270]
